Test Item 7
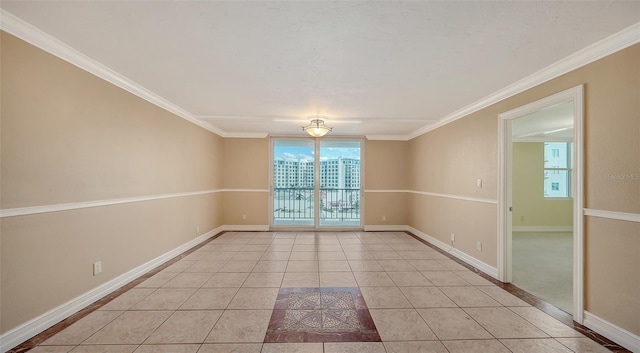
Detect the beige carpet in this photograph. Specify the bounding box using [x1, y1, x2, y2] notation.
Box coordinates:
[512, 231, 573, 314]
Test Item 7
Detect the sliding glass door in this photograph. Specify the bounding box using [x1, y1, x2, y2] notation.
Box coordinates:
[318, 140, 361, 227]
[272, 139, 315, 227]
[272, 138, 362, 228]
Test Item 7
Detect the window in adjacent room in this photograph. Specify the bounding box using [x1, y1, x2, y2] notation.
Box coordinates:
[543, 142, 572, 198]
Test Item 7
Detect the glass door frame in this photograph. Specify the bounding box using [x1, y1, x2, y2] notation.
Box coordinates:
[269, 136, 365, 230]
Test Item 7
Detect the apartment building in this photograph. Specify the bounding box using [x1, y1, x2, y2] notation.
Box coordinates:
[0, 2, 638, 353]
[275, 158, 361, 189]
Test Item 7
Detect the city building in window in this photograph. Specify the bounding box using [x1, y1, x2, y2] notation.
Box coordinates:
[543, 142, 572, 198]
[274, 157, 360, 189]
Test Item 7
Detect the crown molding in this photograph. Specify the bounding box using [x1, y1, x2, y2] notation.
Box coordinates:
[221, 132, 270, 139]
[0, 10, 414, 141]
[199, 115, 434, 124]
[406, 21, 640, 141]
[3, 9, 637, 142]
[365, 135, 410, 141]
[0, 9, 233, 137]
[198, 115, 303, 123]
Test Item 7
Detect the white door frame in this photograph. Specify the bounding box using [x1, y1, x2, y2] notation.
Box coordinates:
[497, 85, 584, 323]
[317, 138, 365, 229]
[269, 137, 365, 230]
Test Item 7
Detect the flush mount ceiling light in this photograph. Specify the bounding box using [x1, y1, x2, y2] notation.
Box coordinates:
[303, 117, 333, 137]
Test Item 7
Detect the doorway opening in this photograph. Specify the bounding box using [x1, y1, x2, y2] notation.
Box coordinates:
[498, 85, 584, 323]
[511, 106, 574, 313]
[271, 138, 363, 229]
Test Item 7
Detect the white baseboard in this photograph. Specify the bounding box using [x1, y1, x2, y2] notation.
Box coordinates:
[584, 311, 640, 352]
[10, 223, 602, 352]
[222, 225, 270, 232]
[0, 226, 223, 353]
[512, 226, 573, 232]
[363, 225, 409, 232]
[407, 226, 499, 279]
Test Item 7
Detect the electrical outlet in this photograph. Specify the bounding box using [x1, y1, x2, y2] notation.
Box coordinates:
[450, 233, 455, 242]
[476, 178, 483, 188]
[93, 261, 102, 276]
[477, 242, 482, 251]
[242, 214, 247, 220]
[382, 215, 386, 221]
[196, 226, 200, 234]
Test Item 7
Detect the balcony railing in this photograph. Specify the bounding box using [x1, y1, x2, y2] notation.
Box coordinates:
[273, 188, 361, 224]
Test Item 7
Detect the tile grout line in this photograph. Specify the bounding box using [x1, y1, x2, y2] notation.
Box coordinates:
[402, 230, 630, 353]
[15, 230, 628, 353]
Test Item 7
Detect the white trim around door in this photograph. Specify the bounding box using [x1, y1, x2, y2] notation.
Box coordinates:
[269, 137, 365, 230]
[497, 84, 585, 323]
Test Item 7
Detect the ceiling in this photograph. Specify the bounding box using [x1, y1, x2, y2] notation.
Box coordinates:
[1, 1, 639, 139]
[512, 102, 574, 141]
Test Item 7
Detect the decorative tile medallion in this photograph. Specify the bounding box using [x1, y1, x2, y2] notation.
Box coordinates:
[284, 291, 359, 331]
[264, 287, 381, 343]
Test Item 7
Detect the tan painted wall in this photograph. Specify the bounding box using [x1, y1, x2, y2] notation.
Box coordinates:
[222, 138, 270, 225]
[364, 192, 407, 226]
[223, 192, 270, 226]
[219, 138, 411, 227]
[2, 28, 638, 342]
[512, 142, 573, 228]
[408, 193, 498, 266]
[408, 114, 498, 199]
[0, 36, 223, 208]
[0, 195, 222, 333]
[223, 138, 269, 190]
[0, 32, 224, 333]
[407, 105, 498, 265]
[364, 140, 409, 190]
[408, 43, 640, 335]
[364, 140, 409, 225]
[585, 217, 640, 334]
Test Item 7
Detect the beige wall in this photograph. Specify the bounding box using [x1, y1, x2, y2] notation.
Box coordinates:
[219, 138, 411, 227]
[407, 107, 498, 265]
[512, 142, 573, 228]
[222, 138, 270, 225]
[364, 140, 409, 190]
[223, 138, 269, 190]
[364, 140, 409, 225]
[408, 114, 498, 198]
[408, 193, 498, 266]
[408, 43, 640, 335]
[0, 37, 223, 208]
[0, 32, 224, 333]
[585, 217, 640, 333]
[2, 28, 639, 343]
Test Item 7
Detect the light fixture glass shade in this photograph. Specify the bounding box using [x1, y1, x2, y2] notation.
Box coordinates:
[303, 119, 332, 137]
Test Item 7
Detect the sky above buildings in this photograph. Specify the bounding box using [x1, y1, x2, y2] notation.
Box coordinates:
[274, 144, 360, 162]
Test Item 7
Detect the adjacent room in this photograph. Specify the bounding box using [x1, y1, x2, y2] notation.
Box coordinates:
[511, 103, 576, 314]
[1, 2, 639, 353]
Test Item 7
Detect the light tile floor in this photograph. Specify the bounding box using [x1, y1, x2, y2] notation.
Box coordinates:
[29, 231, 612, 353]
